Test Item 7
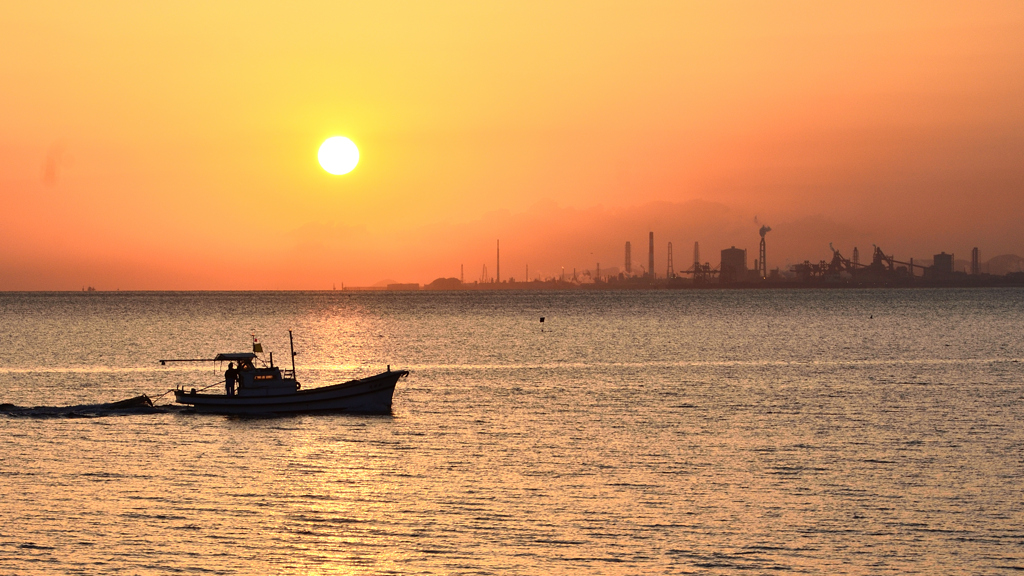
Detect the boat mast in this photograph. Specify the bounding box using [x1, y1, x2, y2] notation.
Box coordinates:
[289, 330, 296, 380]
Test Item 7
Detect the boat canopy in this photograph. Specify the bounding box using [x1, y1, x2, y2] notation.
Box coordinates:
[159, 352, 259, 365]
[214, 353, 257, 362]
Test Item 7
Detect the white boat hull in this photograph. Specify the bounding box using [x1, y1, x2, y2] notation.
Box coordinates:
[174, 370, 408, 415]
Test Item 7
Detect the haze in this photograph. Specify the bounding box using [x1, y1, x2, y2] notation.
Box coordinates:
[2, 1, 1022, 289]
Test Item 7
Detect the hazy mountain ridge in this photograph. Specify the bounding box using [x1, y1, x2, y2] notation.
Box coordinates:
[982, 254, 1024, 275]
[909, 254, 1024, 275]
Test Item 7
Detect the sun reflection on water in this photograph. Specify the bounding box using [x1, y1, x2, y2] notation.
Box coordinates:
[1, 290, 1022, 573]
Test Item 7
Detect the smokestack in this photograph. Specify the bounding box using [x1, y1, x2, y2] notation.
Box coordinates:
[758, 225, 771, 280]
[648, 232, 654, 279]
[625, 241, 632, 275]
[667, 242, 674, 278]
[496, 240, 500, 283]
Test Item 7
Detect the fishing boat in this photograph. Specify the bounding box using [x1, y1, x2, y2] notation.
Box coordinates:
[164, 332, 408, 415]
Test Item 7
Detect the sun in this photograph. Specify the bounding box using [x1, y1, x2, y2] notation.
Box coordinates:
[318, 136, 359, 175]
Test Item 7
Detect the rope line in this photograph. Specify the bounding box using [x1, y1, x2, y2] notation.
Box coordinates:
[151, 379, 223, 406]
[149, 389, 173, 403]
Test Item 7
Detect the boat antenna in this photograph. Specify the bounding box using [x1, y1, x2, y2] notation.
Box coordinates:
[289, 330, 297, 379]
[252, 332, 267, 366]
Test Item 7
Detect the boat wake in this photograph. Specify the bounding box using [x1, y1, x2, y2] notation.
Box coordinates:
[0, 394, 184, 418]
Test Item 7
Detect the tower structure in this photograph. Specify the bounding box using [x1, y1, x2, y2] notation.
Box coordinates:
[852, 247, 860, 267]
[625, 242, 632, 275]
[693, 241, 700, 272]
[667, 242, 674, 278]
[758, 225, 771, 279]
[933, 252, 954, 275]
[648, 232, 655, 279]
[971, 247, 980, 275]
[720, 246, 747, 283]
[496, 240, 500, 283]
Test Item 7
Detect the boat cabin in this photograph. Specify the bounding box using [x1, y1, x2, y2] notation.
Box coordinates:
[216, 352, 299, 396]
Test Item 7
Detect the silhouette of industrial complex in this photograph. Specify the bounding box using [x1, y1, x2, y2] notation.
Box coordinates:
[367, 225, 1024, 291]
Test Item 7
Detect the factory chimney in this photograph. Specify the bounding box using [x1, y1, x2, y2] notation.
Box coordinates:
[625, 242, 632, 275]
[667, 242, 674, 279]
[758, 225, 771, 280]
[648, 232, 655, 280]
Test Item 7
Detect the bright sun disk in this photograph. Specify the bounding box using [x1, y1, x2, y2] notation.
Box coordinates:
[318, 136, 359, 175]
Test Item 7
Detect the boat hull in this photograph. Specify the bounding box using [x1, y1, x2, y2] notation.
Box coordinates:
[174, 370, 408, 415]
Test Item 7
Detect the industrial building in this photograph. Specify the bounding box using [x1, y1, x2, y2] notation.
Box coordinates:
[932, 252, 954, 275]
[719, 247, 747, 283]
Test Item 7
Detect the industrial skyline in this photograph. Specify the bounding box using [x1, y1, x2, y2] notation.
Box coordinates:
[368, 224, 1024, 290]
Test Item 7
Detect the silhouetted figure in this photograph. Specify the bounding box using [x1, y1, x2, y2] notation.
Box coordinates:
[225, 362, 237, 396]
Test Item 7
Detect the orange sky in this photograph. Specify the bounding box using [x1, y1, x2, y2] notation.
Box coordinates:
[2, 1, 1023, 288]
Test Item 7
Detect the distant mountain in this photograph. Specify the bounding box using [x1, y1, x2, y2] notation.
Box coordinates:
[984, 254, 1024, 275]
[425, 277, 463, 290]
[907, 254, 1023, 275]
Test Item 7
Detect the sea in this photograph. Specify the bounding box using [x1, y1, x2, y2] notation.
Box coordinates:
[0, 289, 1022, 575]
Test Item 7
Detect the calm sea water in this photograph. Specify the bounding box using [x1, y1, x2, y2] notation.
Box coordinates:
[0, 289, 1022, 575]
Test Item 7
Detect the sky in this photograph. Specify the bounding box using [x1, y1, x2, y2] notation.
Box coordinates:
[2, 1, 1023, 289]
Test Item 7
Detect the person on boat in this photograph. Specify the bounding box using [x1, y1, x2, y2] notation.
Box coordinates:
[225, 362, 237, 396]
[236, 358, 254, 391]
